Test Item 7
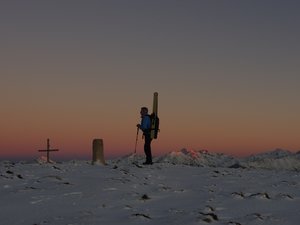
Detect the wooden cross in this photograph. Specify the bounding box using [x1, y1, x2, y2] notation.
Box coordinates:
[38, 138, 59, 163]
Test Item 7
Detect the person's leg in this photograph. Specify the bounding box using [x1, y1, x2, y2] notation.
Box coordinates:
[144, 134, 152, 164]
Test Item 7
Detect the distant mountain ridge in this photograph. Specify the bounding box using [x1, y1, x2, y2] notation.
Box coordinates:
[156, 148, 238, 168]
[154, 148, 300, 170]
[240, 148, 300, 170]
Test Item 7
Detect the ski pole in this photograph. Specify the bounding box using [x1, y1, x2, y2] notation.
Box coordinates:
[134, 126, 139, 154]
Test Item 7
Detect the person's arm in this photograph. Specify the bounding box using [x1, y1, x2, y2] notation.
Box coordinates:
[139, 116, 151, 132]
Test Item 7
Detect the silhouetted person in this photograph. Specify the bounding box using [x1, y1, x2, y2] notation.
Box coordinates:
[137, 107, 153, 165]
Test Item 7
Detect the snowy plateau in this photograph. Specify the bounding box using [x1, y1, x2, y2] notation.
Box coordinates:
[1, 148, 300, 225]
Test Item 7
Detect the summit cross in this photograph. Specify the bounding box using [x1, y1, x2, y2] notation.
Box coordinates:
[38, 139, 59, 163]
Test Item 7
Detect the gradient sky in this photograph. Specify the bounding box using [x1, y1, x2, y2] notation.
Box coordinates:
[1, 0, 299, 160]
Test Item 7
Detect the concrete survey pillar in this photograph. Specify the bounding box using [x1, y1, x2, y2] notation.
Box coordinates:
[92, 139, 106, 165]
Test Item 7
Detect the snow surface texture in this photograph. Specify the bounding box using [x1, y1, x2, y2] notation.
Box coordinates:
[1, 149, 300, 225]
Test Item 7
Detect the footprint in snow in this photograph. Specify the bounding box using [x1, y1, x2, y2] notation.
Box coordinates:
[249, 192, 271, 199]
[275, 193, 294, 200]
[131, 213, 151, 220]
[231, 192, 245, 199]
[198, 205, 219, 223]
[232, 192, 271, 200]
[203, 205, 215, 213]
[198, 212, 219, 223]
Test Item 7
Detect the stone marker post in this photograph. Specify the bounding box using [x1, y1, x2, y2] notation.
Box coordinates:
[92, 139, 106, 165]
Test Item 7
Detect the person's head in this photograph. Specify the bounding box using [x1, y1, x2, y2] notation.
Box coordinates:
[140, 107, 148, 116]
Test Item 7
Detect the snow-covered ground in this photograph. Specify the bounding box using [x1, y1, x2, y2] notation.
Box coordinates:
[1, 149, 300, 225]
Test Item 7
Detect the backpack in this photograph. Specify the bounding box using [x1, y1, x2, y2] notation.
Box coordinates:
[148, 113, 160, 139]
